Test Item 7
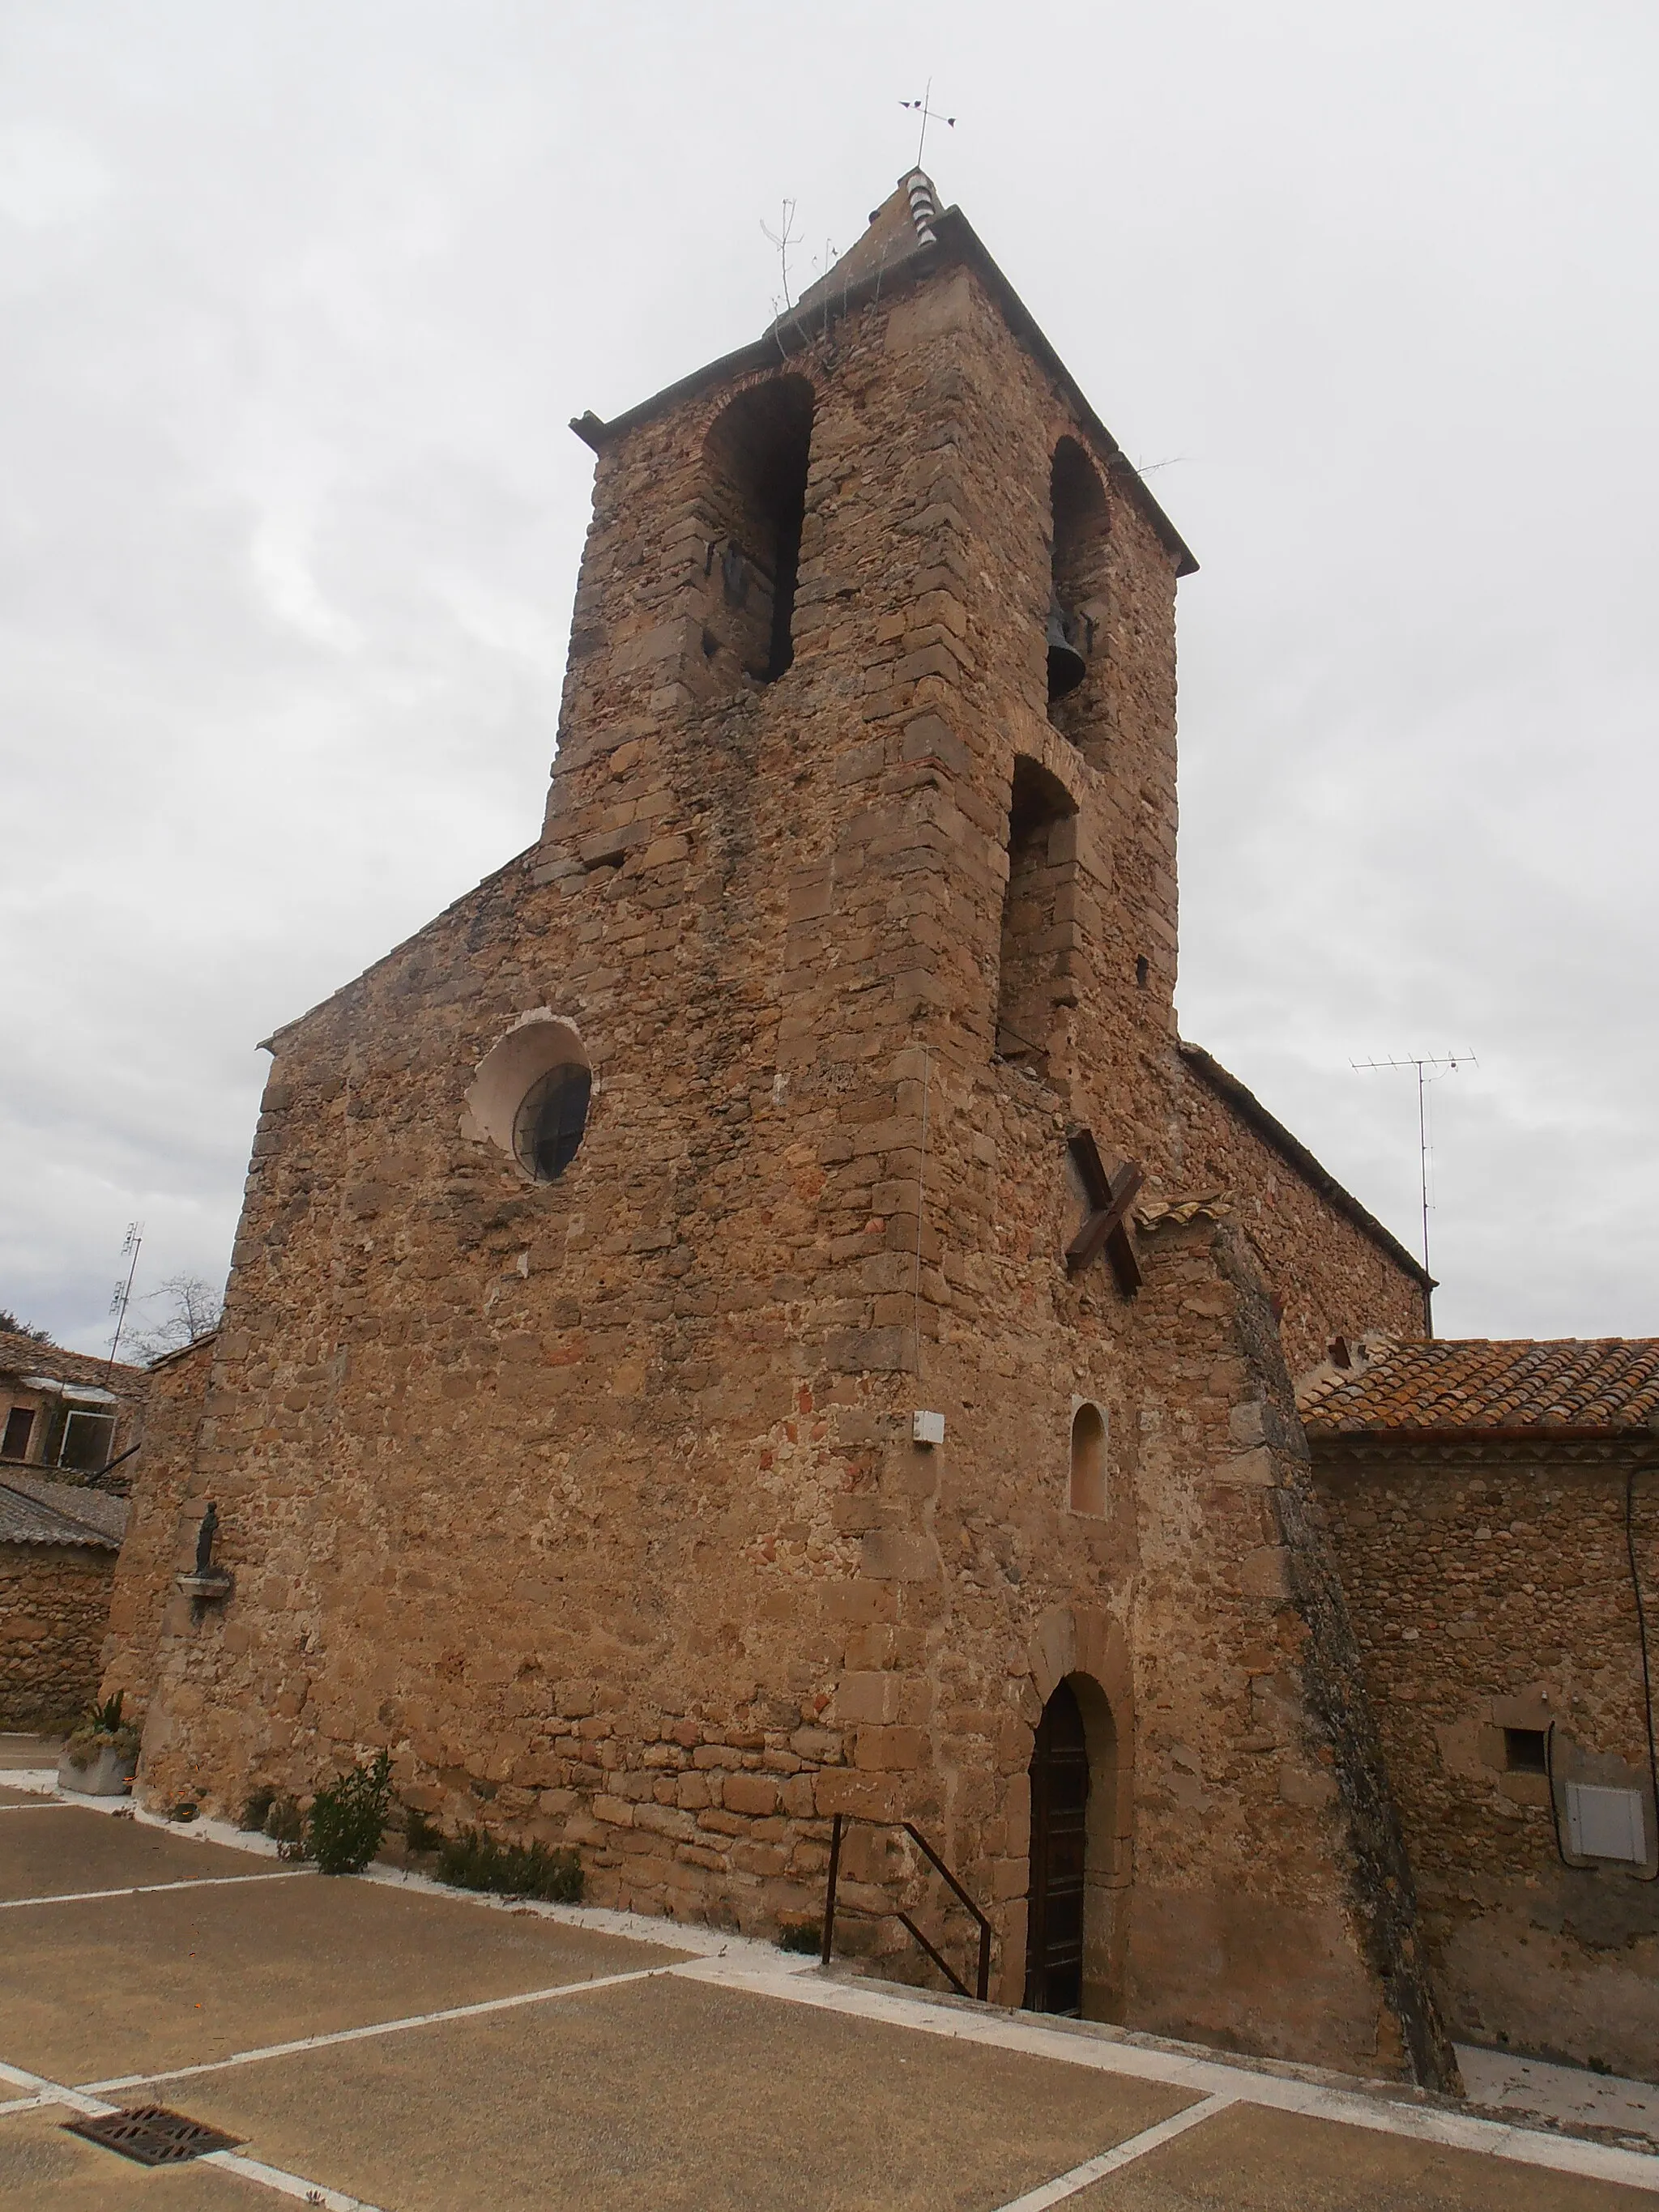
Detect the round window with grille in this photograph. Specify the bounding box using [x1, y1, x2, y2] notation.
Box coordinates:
[512, 1063, 591, 1183]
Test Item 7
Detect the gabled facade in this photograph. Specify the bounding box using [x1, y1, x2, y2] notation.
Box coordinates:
[109, 174, 1457, 2085]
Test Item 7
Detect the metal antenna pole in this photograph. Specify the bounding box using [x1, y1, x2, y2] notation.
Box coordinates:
[1416, 1059, 1430, 1281]
[104, 1221, 143, 1382]
[1351, 1054, 1475, 1289]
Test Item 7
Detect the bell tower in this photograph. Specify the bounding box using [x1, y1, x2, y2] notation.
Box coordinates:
[122, 169, 1453, 2091]
[539, 169, 1193, 1165]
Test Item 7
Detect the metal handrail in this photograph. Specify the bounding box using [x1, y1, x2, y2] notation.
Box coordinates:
[818, 1812, 993, 2003]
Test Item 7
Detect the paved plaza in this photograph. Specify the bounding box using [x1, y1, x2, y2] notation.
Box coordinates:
[2, 1740, 1656, 2211]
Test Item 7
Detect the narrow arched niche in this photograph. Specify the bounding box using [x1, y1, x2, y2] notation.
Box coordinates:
[700, 375, 814, 686]
[994, 757, 1078, 1072]
[463, 1013, 591, 1185]
[1047, 437, 1111, 751]
[1069, 1403, 1107, 1517]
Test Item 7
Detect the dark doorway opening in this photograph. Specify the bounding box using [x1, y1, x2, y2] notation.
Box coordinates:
[1024, 1677, 1090, 2014]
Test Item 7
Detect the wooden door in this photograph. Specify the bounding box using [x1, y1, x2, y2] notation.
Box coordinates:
[1024, 1679, 1090, 2014]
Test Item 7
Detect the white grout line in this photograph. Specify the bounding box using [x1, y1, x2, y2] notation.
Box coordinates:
[0, 1869, 310, 1912]
[667, 1960, 1659, 2196]
[8, 1777, 1657, 2194]
[0, 1803, 76, 1812]
[78, 1963, 679, 2096]
[198, 2147, 384, 2208]
[354, 1858, 814, 1970]
[0, 2053, 383, 2210]
[990, 2094, 1237, 2210]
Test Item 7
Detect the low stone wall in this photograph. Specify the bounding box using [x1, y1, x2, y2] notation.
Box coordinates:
[0, 1541, 117, 1728]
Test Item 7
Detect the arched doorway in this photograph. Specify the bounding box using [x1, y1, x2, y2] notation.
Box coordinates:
[1024, 1678, 1090, 2014]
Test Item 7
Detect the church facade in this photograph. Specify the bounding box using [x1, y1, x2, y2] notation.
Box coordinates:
[109, 173, 1482, 2085]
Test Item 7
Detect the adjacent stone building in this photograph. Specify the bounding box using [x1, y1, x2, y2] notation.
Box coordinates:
[1305, 1336, 1659, 2078]
[2, 1329, 144, 1726]
[1, 1327, 145, 1484]
[119, 168, 1659, 2092]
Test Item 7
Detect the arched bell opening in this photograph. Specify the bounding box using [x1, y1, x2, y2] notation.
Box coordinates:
[1024, 1671, 1125, 2021]
[1047, 437, 1111, 752]
[994, 757, 1079, 1073]
[699, 375, 815, 688]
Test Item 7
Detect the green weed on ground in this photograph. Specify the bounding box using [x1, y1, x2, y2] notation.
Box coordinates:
[436, 1826, 584, 1903]
[307, 1752, 392, 1875]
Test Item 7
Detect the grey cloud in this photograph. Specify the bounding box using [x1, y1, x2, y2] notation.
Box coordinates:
[2, 0, 1655, 1351]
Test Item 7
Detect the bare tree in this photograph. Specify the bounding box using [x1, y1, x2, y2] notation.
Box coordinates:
[0, 1308, 53, 1343]
[129, 1273, 223, 1364]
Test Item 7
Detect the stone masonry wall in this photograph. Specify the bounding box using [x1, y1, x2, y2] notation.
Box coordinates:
[1, 1542, 116, 1728]
[117, 199, 1443, 2078]
[101, 1334, 216, 1720]
[1175, 1063, 1427, 1379]
[1316, 1443, 1659, 2077]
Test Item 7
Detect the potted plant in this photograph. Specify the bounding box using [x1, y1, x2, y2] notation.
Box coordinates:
[58, 1692, 140, 1797]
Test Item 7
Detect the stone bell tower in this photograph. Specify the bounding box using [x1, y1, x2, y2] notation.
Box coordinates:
[542, 168, 1189, 1148]
[117, 170, 1454, 2089]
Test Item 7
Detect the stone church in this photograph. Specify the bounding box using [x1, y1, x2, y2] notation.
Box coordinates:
[105, 172, 1658, 2091]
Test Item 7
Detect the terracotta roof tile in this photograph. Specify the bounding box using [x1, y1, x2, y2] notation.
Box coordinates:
[0, 1330, 147, 1396]
[1300, 1338, 1659, 1436]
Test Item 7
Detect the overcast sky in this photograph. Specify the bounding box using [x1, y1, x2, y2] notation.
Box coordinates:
[2, 0, 1655, 1358]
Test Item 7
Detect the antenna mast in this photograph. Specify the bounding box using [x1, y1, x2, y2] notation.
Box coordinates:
[1350, 1054, 1473, 1287]
[104, 1221, 143, 1382]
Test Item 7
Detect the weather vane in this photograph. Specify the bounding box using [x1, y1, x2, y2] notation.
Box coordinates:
[900, 81, 955, 169]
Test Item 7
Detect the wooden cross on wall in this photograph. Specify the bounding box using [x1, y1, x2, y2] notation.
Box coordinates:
[1065, 1130, 1144, 1296]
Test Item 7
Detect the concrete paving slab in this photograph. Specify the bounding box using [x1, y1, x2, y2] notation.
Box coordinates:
[1459, 2045, 1659, 2146]
[0, 1805, 262, 1900]
[0, 1735, 59, 1772]
[0, 2103, 269, 2210]
[2, 1873, 691, 2086]
[1066, 2099, 1656, 2209]
[131, 1969, 1195, 2212]
[0, 1786, 54, 1807]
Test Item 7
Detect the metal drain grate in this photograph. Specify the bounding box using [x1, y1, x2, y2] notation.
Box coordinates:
[63, 2105, 244, 2166]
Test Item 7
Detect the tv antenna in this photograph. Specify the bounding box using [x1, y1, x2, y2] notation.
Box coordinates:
[104, 1221, 143, 1380]
[900, 81, 955, 169]
[1350, 1055, 1473, 1284]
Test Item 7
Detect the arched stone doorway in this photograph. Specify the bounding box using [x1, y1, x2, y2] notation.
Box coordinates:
[1020, 1608, 1133, 2022]
[1024, 1679, 1090, 2012]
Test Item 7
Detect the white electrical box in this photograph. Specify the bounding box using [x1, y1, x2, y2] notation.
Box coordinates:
[911, 1409, 945, 1447]
[1564, 1781, 1648, 1864]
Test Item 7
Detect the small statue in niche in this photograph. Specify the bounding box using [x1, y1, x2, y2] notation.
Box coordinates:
[194, 1501, 219, 1575]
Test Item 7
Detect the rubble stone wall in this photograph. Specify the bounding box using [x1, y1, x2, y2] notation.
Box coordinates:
[100, 1334, 216, 1720]
[0, 1542, 115, 1728]
[1175, 1063, 1427, 1378]
[1316, 1443, 1659, 2077]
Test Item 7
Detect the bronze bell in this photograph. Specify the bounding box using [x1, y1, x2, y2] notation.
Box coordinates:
[1047, 599, 1087, 701]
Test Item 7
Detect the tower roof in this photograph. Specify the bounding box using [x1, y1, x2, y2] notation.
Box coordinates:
[571, 173, 1197, 579]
